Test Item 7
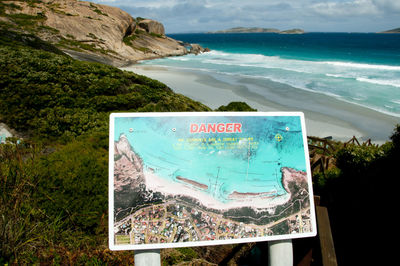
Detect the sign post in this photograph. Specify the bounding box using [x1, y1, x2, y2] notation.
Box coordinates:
[134, 249, 161, 266]
[109, 112, 316, 261]
[268, 240, 293, 266]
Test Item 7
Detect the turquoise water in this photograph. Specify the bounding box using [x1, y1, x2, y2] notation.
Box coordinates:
[114, 115, 307, 203]
[140, 33, 400, 117]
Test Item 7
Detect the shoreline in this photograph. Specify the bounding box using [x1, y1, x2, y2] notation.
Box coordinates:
[144, 169, 291, 211]
[122, 64, 399, 143]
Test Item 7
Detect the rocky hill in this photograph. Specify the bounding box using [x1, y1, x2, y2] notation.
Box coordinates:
[0, 0, 206, 66]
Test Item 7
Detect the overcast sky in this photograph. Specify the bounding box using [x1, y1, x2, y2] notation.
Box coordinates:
[91, 0, 400, 33]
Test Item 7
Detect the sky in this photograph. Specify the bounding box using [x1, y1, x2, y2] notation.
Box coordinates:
[90, 0, 400, 33]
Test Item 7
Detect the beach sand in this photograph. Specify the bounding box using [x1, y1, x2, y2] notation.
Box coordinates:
[122, 65, 399, 143]
[144, 169, 290, 211]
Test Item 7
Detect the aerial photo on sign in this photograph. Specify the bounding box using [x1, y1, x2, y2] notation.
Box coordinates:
[109, 112, 316, 250]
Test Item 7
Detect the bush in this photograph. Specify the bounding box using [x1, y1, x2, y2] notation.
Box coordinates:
[34, 132, 109, 233]
[315, 125, 400, 264]
[216, 102, 257, 111]
[0, 133, 109, 263]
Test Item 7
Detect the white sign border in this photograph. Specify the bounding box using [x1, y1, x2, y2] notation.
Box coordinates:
[109, 112, 317, 251]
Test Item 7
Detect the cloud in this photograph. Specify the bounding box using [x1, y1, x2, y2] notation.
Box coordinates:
[372, 0, 400, 12]
[89, 0, 400, 32]
[310, 0, 380, 17]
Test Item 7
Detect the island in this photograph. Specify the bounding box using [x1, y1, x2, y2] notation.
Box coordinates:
[379, 27, 400, 33]
[280, 29, 305, 34]
[209, 27, 305, 34]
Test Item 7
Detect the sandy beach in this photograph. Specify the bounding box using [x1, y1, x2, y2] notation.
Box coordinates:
[144, 169, 291, 211]
[122, 64, 399, 143]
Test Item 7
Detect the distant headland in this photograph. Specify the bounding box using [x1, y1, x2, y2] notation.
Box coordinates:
[379, 27, 400, 33]
[208, 27, 305, 34]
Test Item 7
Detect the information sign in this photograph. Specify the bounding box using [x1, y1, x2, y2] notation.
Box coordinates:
[109, 112, 316, 250]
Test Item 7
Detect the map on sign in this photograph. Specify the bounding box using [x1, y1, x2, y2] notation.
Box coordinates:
[109, 112, 316, 250]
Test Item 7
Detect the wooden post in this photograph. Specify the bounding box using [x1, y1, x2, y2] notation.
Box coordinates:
[316, 206, 337, 266]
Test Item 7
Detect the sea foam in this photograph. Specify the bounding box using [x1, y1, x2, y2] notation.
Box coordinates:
[140, 37, 400, 117]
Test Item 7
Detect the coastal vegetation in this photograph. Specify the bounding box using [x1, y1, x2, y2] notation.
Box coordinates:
[216, 102, 257, 112]
[312, 126, 399, 264]
[0, 28, 209, 263]
[0, 28, 209, 142]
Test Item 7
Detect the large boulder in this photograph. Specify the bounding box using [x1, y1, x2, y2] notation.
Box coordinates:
[138, 19, 165, 36]
[190, 43, 210, 55]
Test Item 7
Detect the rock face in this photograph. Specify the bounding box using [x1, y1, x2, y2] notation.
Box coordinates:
[190, 43, 210, 55]
[1, 0, 207, 66]
[138, 19, 165, 35]
[114, 135, 144, 191]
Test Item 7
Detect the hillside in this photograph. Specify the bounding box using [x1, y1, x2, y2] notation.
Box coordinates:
[0, 0, 204, 66]
[0, 28, 210, 140]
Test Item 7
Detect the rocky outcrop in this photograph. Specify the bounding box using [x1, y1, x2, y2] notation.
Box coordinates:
[190, 43, 210, 55]
[1, 0, 208, 66]
[138, 19, 165, 35]
[114, 135, 144, 191]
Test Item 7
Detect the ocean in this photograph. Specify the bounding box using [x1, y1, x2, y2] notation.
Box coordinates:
[140, 33, 400, 118]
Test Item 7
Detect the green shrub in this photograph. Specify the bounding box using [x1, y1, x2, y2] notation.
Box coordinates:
[315, 125, 400, 264]
[123, 34, 137, 45]
[7, 12, 46, 27]
[34, 132, 109, 233]
[216, 102, 257, 111]
[0, 134, 109, 263]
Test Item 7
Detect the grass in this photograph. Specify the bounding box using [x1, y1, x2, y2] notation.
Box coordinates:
[115, 235, 131, 245]
[90, 3, 108, 16]
[7, 12, 46, 27]
[123, 34, 137, 45]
